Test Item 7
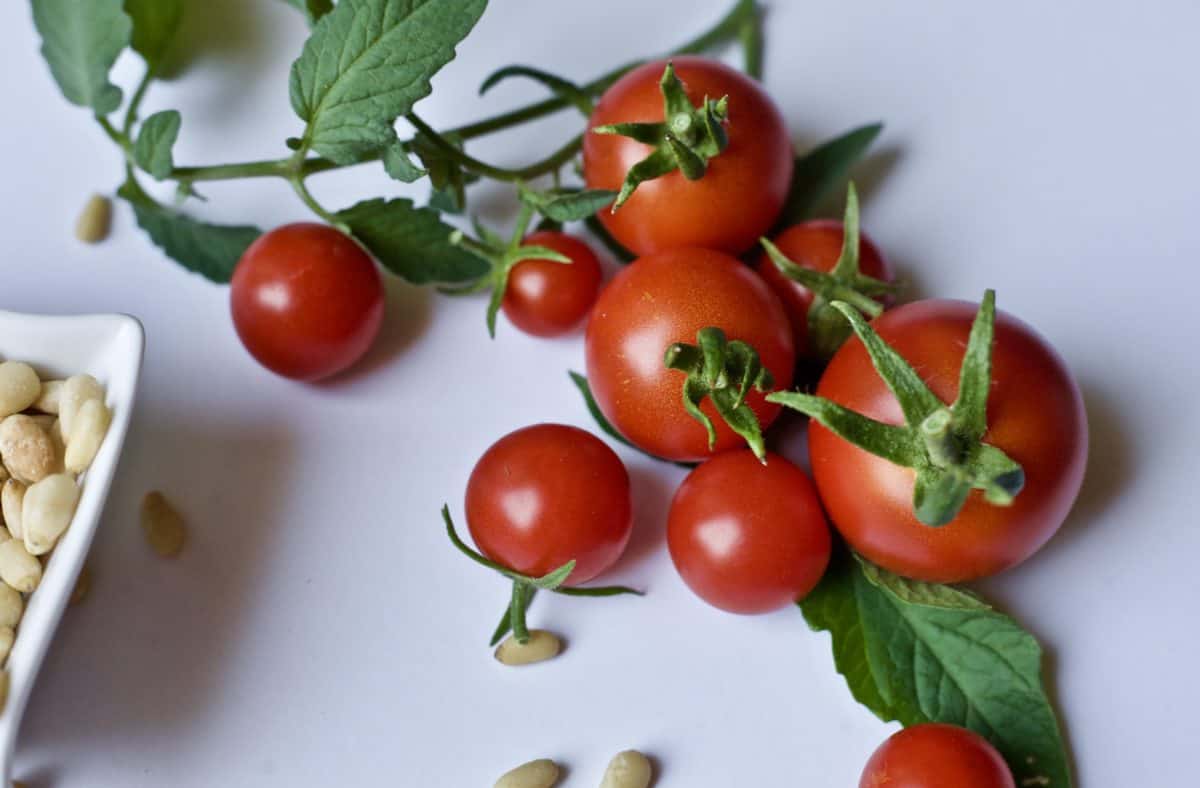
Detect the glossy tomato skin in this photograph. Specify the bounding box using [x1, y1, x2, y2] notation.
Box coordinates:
[585, 248, 795, 462]
[860, 724, 1016, 788]
[811, 300, 1087, 583]
[668, 451, 831, 614]
[230, 223, 384, 381]
[755, 220, 894, 357]
[465, 424, 632, 586]
[502, 231, 603, 337]
[583, 56, 794, 256]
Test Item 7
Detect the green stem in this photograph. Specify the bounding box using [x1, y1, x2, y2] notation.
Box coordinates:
[97, 116, 130, 151]
[172, 157, 338, 181]
[289, 177, 342, 227]
[122, 68, 154, 137]
[509, 580, 532, 644]
[407, 112, 581, 182]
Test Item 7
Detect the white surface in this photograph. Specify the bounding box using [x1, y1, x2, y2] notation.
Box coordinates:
[0, 0, 1197, 785]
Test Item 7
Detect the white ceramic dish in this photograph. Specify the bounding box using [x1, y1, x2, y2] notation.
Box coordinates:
[0, 310, 143, 782]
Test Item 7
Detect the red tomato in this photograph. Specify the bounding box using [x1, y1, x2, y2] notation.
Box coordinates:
[860, 724, 1016, 788]
[756, 220, 894, 358]
[583, 56, 794, 256]
[668, 451, 831, 614]
[465, 424, 632, 585]
[585, 247, 795, 462]
[502, 231, 603, 337]
[230, 223, 383, 381]
[810, 300, 1087, 582]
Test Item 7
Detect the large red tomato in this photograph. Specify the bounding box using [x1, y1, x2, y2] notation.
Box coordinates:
[810, 299, 1087, 582]
[230, 223, 383, 381]
[668, 451, 831, 614]
[465, 424, 632, 585]
[585, 248, 794, 462]
[583, 56, 794, 256]
[502, 231, 602, 338]
[756, 220, 894, 358]
[860, 724, 1015, 788]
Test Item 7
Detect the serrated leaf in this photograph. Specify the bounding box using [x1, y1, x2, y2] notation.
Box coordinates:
[382, 140, 426, 183]
[133, 110, 181, 180]
[337, 198, 487, 284]
[801, 553, 1072, 787]
[525, 189, 617, 222]
[288, 0, 487, 164]
[777, 123, 883, 227]
[31, 0, 131, 114]
[279, 0, 336, 26]
[124, 0, 183, 71]
[118, 179, 260, 283]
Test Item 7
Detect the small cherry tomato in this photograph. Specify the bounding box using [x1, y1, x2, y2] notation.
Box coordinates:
[585, 247, 795, 462]
[860, 724, 1016, 788]
[502, 231, 603, 337]
[756, 220, 894, 358]
[668, 451, 831, 614]
[230, 223, 384, 381]
[465, 424, 632, 585]
[583, 56, 794, 256]
[810, 299, 1087, 582]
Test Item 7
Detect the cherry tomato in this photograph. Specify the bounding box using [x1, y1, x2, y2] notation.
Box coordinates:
[668, 451, 831, 614]
[502, 231, 603, 337]
[583, 56, 794, 256]
[230, 223, 384, 381]
[585, 247, 795, 462]
[860, 724, 1016, 788]
[465, 424, 632, 585]
[810, 299, 1087, 582]
[756, 220, 894, 358]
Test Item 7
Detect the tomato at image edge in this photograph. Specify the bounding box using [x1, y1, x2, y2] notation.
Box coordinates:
[668, 450, 831, 614]
[583, 55, 794, 256]
[465, 423, 633, 585]
[230, 223, 384, 381]
[860, 723, 1016, 788]
[502, 231, 603, 338]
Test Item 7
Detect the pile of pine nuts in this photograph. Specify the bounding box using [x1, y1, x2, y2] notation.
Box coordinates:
[0, 360, 112, 670]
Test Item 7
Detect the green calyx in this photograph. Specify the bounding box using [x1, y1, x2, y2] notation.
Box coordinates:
[664, 327, 774, 462]
[442, 506, 642, 646]
[593, 62, 730, 210]
[767, 290, 1025, 526]
[760, 182, 898, 359]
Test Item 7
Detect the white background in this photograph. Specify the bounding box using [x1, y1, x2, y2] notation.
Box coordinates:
[2, 0, 1198, 785]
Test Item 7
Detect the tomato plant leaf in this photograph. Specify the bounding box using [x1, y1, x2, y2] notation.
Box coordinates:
[777, 123, 883, 226]
[801, 553, 1073, 787]
[279, 0, 335, 26]
[133, 110, 181, 180]
[336, 198, 487, 284]
[124, 0, 184, 72]
[382, 140, 427, 183]
[118, 178, 261, 283]
[766, 391, 922, 467]
[31, 0, 132, 115]
[520, 187, 618, 223]
[289, 0, 488, 165]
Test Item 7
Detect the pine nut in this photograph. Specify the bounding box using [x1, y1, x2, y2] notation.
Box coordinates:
[0, 584, 22, 629]
[0, 363, 40, 420]
[22, 474, 80, 555]
[0, 627, 13, 663]
[75, 194, 112, 244]
[141, 491, 186, 557]
[495, 758, 560, 788]
[58, 374, 105, 441]
[0, 415, 56, 483]
[65, 398, 110, 474]
[494, 630, 562, 666]
[1, 480, 25, 541]
[32, 379, 63, 414]
[599, 750, 653, 788]
[0, 539, 41, 592]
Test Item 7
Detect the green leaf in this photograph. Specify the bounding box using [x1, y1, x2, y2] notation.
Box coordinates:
[124, 0, 184, 71]
[336, 198, 487, 284]
[801, 553, 1072, 787]
[132, 110, 181, 180]
[118, 179, 261, 283]
[289, 0, 487, 164]
[382, 139, 426, 183]
[521, 188, 618, 223]
[778, 123, 883, 226]
[951, 289, 997, 442]
[767, 391, 921, 467]
[279, 0, 336, 26]
[31, 0, 132, 114]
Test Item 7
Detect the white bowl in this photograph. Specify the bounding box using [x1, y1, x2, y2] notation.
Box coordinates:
[0, 310, 144, 780]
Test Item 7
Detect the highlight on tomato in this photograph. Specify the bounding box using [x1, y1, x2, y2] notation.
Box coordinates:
[860, 724, 1016, 788]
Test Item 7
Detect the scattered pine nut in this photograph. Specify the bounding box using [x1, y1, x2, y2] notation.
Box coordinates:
[0, 584, 22, 629]
[58, 374, 104, 442]
[141, 491, 186, 557]
[599, 750, 653, 788]
[0, 415, 56, 483]
[70, 562, 91, 605]
[22, 474, 80, 555]
[1, 480, 25, 540]
[0, 540, 41, 593]
[495, 758, 560, 788]
[0, 363, 41, 420]
[75, 194, 112, 244]
[64, 398, 111, 473]
[494, 630, 562, 666]
[0, 627, 13, 663]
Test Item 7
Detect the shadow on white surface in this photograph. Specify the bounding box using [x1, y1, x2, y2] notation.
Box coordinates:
[316, 277, 435, 387]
